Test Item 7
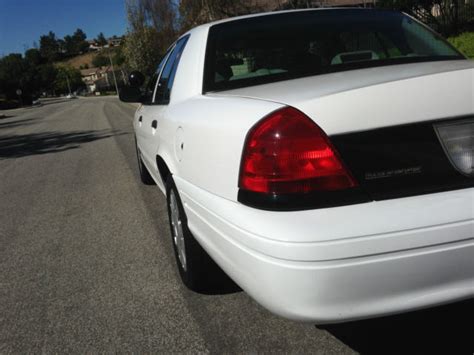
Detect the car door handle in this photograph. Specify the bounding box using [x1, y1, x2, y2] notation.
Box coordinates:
[138, 116, 142, 123]
[151, 120, 158, 129]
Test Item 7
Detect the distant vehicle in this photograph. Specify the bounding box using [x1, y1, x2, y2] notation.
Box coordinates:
[32, 99, 41, 106]
[120, 9, 474, 323]
[66, 94, 76, 99]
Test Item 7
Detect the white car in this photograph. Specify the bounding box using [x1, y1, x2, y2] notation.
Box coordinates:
[120, 9, 474, 323]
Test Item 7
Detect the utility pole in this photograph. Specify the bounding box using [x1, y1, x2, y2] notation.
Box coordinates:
[120, 69, 127, 84]
[108, 51, 120, 95]
[16, 89, 23, 107]
[66, 75, 72, 95]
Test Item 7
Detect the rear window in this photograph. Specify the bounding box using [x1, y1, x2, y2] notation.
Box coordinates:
[203, 9, 463, 92]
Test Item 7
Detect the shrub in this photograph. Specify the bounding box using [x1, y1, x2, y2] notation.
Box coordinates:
[448, 32, 474, 59]
[92, 54, 109, 68]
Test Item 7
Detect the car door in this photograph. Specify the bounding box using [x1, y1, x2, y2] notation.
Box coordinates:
[135, 50, 172, 173]
[136, 35, 190, 185]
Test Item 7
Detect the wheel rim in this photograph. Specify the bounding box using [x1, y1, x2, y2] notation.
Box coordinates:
[170, 190, 187, 271]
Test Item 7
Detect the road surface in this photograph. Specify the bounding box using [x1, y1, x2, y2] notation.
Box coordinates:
[0, 97, 472, 354]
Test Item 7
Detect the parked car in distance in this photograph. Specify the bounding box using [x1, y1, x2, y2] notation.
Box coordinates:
[120, 9, 474, 323]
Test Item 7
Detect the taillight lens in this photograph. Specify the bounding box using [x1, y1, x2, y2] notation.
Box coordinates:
[239, 107, 357, 195]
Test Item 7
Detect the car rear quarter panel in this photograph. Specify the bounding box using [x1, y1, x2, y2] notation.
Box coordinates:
[160, 96, 283, 201]
[170, 25, 208, 105]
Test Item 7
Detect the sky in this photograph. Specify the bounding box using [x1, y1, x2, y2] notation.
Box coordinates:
[0, 0, 128, 56]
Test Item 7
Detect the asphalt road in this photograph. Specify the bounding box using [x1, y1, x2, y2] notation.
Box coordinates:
[0, 97, 472, 354]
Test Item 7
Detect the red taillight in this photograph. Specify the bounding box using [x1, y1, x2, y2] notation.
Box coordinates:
[239, 107, 357, 195]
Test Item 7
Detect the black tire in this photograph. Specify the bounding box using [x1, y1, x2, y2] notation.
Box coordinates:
[135, 140, 155, 185]
[166, 177, 228, 293]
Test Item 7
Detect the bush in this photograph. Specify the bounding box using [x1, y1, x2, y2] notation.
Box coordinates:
[92, 54, 109, 68]
[448, 32, 474, 59]
[0, 99, 20, 110]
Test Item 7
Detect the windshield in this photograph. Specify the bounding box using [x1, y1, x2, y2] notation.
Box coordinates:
[203, 9, 464, 92]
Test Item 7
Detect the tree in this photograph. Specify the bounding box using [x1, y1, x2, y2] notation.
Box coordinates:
[24, 48, 43, 67]
[123, 0, 174, 75]
[377, 0, 470, 36]
[96, 32, 108, 46]
[72, 28, 89, 53]
[38, 63, 57, 94]
[54, 66, 84, 94]
[39, 31, 60, 62]
[63, 35, 76, 56]
[113, 46, 126, 66]
[23, 49, 47, 96]
[122, 0, 287, 75]
[0, 51, 57, 102]
[126, 0, 178, 50]
[179, 0, 269, 31]
[59, 29, 90, 57]
[123, 27, 162, 75]
[0, 54, 26, 99]
[57, 38, 66, 55]
[141, 0, 177, 38]
[125, 0, 147, 32]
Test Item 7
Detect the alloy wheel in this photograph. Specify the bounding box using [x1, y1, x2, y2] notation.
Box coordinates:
[169, 190, 187, 271]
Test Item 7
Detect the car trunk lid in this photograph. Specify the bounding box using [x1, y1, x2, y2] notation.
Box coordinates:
[212, 60, 474, 202]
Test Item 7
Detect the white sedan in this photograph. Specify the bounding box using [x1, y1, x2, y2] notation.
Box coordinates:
[120, 9, 474, 323]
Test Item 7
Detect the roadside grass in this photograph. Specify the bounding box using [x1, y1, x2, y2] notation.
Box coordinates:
[448, 32, 474, 59]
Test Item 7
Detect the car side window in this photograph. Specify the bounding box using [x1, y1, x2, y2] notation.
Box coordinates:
[142, 73, 158, 104]
[155, 35, 190, 105]
[141, 52, 170, 105]
[150, 49, 173, 103]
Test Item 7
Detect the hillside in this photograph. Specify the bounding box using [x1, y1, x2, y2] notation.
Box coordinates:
[57, 47, 120, 69]
[63, 52, 96, 69]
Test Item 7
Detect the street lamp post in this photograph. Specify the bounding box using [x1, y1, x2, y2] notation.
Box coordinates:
[16, 89, 22, 106]
[108, 52, 120, 95]
[66, 75, 72, 95]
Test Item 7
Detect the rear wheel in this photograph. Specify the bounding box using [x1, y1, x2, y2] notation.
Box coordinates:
[166, 177, 224, 292]
[135, 140, 154, 185]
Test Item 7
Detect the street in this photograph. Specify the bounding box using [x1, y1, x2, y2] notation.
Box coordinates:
[0, 97, 472, 354]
